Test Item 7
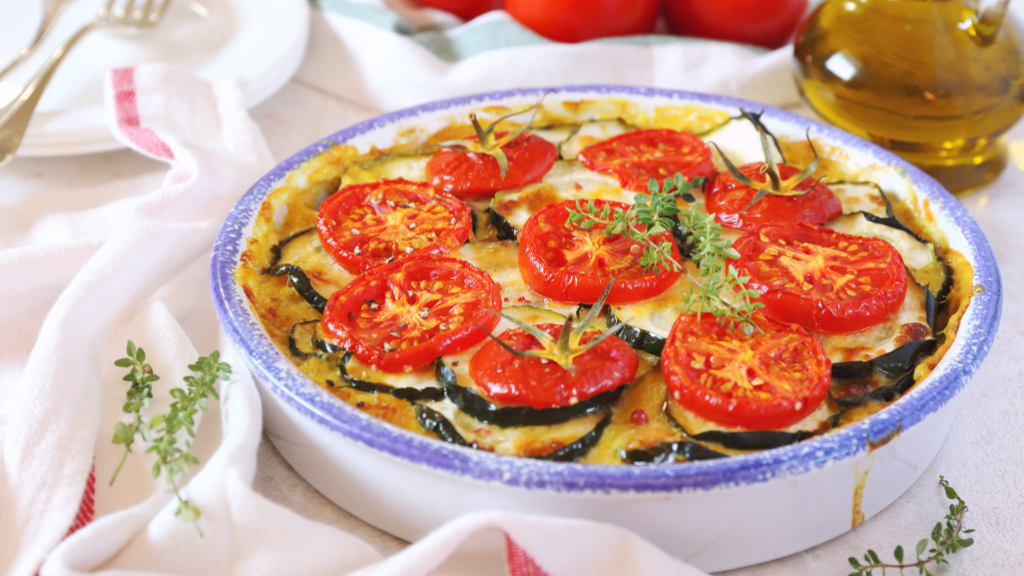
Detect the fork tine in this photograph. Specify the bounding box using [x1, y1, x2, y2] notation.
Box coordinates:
[150, 0, 171, 24]
[97, 0, 116, 19]
[133, 0, 151, 21]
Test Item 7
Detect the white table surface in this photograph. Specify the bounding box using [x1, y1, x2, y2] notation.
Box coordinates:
[3, 7, 1023, 574]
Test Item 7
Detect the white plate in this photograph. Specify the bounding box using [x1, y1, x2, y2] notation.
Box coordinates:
[0, 0, 309, 157]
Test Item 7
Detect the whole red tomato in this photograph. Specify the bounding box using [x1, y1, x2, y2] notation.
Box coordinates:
[662, 0, 808, 49]
[505, 0, 659, 43]
[417, 0, 502, 22]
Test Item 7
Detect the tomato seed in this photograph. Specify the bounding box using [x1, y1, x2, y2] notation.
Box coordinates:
[631, 409, 648, 426]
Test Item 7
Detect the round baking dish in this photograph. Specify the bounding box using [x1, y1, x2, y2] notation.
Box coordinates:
[211, 86, 1001, 572]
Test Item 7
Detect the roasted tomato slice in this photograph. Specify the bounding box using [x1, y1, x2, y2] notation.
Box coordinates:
[321, 256, 502, 372]
[425, 132, 558, 196]
[578, 129, 716, 192]
[705, 162, 842, 231]
[469, 324, 639, 409]
[316, 178, 472, 274]
[662, 313, 831, 430]
[518, 199, 681, 304]
[731, 222, 908, 334]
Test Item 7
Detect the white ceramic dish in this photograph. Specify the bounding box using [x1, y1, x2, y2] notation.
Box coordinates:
[0, 0, 309, 157]
[211, 87, 1001, 572]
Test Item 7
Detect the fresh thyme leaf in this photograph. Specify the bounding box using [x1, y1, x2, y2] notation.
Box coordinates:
[566, 173, 763, 334]
[109, 343, 232, 535]
[847, 476, 974, 575]
[565, 176, 698, 275]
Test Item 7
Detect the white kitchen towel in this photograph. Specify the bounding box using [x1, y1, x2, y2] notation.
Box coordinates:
[0, 62, 715, 576]
[301, 1, 800, 112]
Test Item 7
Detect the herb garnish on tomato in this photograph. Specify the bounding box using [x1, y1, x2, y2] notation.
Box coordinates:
[317, 178, 472, 273]
[662, 313, 831, 430]
[578, 129, 716, 192]
[568, 173, 764, 335]
[321, 256, 502, 372]
[731, 222, 908, 334]
[519, 199, 680, 304]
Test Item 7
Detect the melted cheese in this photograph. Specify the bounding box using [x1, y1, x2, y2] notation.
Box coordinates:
[491, 161, 631, 233]
[826, 212, 948, 295]
[703, 117, 784, 169]
[829, 182, 890, 217]
[559, 119, 631, 159]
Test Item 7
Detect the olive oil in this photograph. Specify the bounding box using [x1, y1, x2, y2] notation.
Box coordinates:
[794, 0, 1024, 192]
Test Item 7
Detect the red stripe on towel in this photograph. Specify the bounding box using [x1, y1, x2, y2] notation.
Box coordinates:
[65, 464, 97, 536]
[110, 67, 175, 161]
[34, 464, 97, 576]
[506, 535, 553, 576]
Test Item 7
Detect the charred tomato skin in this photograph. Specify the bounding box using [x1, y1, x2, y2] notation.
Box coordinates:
[321, 256, 502, 372]
[518, 199, 681, 305]
[705, 162, 842, 231]
[469, 324, 639, 409]
[662, 313, 832, 430]
[317, 178, 472, 274]
[578, 128, 716, 192]
[426, 132, 558, 196]
[731, 222, 908, 334]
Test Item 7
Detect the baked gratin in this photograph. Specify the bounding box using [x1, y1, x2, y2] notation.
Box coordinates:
[236, 98, 973, 464]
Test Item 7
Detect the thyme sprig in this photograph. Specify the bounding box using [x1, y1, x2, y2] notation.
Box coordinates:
[676, 202, 764, 336]
[566, 173, 703, 274]
[847, 476, 975, 576]
[109, 341, 232, 534]
[566, 173, 763, 335]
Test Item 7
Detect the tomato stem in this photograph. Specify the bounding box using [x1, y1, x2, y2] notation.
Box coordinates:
[709, 111, 822, 214]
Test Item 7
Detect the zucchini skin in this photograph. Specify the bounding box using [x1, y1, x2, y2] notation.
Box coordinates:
[266, 226, 316, 270]
[831, 338, 938, 381]
[828, 341, 937, 427]
[664, 397, 820, 451]
[688, 429, 818, 450]
[490, 208, 519, 242]
[863, 187, 929, 243]
[288, 320, 323, 360]
[621, 441, 727, 465]
[339, 354, 445, 402]
[436, 359, 625, 427]
[267, 264, 328, 314]
[416, 405, 473, 447]
[538, 412, 612, 462]
[606, 306, 666, 356]
[415, 404, 611, 462]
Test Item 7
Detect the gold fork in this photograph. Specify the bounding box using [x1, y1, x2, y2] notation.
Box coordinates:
[0, 0, 172, 166]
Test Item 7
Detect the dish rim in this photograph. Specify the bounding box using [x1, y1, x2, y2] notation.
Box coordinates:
[211, 85, 1002, 494]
